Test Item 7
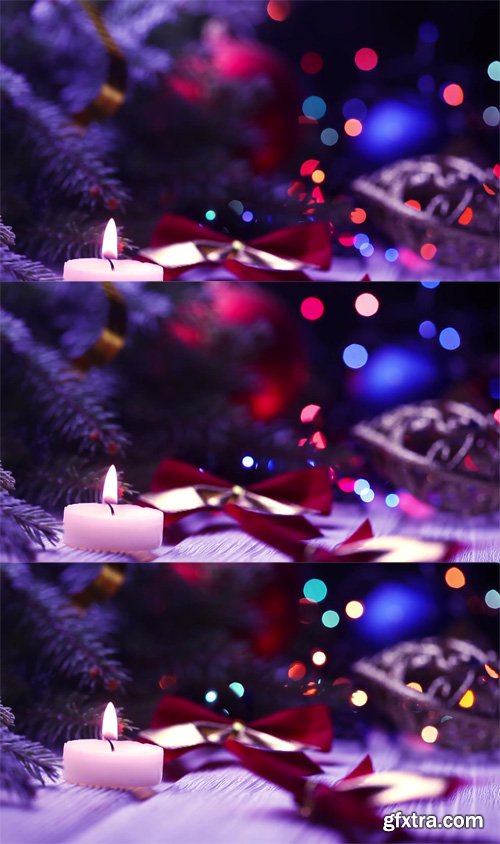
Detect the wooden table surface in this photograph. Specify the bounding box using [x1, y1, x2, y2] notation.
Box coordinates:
[1, 733, 498, 844]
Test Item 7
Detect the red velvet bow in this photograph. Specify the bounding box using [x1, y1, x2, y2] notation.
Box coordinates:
[138, 214, 332, 280]
[139, 460, 332, 560]
[225, 740, 463, 841]
[139, 695, 333, 777]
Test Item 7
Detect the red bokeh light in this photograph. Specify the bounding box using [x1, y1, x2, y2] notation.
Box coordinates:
[300, 297, 325, 320]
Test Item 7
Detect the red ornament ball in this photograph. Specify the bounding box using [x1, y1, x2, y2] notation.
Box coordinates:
[169, 32, 299, 174]
[170, 284, 309, 422]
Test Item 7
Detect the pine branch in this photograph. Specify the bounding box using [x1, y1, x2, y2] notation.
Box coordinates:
[0, 247, 58, 282]
[0, 217, 16, 248]
[0, 488, 59, 563]
[24, 695, 137, 747]
[2, 566, 129, 692]
[21, 213, 136, 264]
[0, 704, 16, 730]
[1, 64, 128, 211]
[1, 308, 129, 455]
[22, 461, 137, 511]
[0, 725, 60, 803]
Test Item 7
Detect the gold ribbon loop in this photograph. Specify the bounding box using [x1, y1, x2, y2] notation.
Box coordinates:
[140, 483, 308, 517]
[139, 240, 312, 273]
[72, 1, 127, 127]
[139, 721, 308, 754]
[71, 282, 127, 372]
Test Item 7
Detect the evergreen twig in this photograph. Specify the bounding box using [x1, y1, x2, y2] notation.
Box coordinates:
[1, 308, 129, 455]
[0, 705, 60, 803]
[1, 64, 128, 211]
[2, 566, 130, 692]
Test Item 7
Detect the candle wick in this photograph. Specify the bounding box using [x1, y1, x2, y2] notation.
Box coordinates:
[105, 501, 115, 516]
[106, 257, 115, 271]
[106, 738, 115, 752]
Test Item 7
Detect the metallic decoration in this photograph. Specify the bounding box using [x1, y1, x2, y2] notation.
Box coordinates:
[71, 282, 127, 372]
[353, 637, 499, 751]
[353, 400, 499, 514]
[71, 563, 127, 609]
[353, 155, 499, 269]
[72, 1, 127, 127]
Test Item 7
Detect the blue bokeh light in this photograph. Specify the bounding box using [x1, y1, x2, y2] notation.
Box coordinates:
[360, 242, 374, 257]
[419, 320, 436, 339]
[385, 493, 400, 508]
[229, 682, 245, 698]
[343, 343, 369, 369]
[356, 99, 436, 161]
[322, 610, 340, 628]
[242, 455, 255, 468]
[439, 327, 461, 350]
[353, 233, 370, 249]
[242, 210, 254, 222]
[302, 95, 327, 119]
[205, 690, 218, 703]
[421, 280, 440, 288]
[385, 248, 399, 262]
[352, 345, 437, 403]
[321, 127, 339, 145]
[360, 488, 375, 502]
[358, 581, 437, 645]
[354, 478, 370, 494]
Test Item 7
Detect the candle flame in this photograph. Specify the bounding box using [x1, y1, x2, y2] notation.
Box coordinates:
[102, 218, 118, 260]
[102, 465, 118, 504]
[102, 702, 118, 740]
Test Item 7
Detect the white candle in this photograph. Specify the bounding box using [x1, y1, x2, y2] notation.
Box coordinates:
[63, 219, 163, 281]
[64, 702, 163, 788]
[63, 465, 163, 552]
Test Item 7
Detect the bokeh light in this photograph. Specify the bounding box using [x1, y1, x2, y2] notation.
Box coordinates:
[458, 690, 475, 708]
[405, 199, 422, 210]
[353, 345, 436, 403]
[300, 404, 321, 423]
[483, 106, 500, 126]
[205, 210, 216, 221]
[241, 455, 255, 468]
[345, 600, 364, 619]
[420, 242, 437, 260]
[359, 242, 374, 257]
[302, 95, 327, 119]
[445, 567, 466, 589]
[266, 0, 290, 22]
[342, 98, 367, 120]
[359, 582, 437, 644]
[360, 488, 375, 502]
[439, 327, 461, 350]
[301, 52, 323, 74]
[229, 200, 244, 215]
[242, 210, 253, 222]
[357, 100, 436, 160]
[354, 478, 370, 494]
[350, 207, 367, 224]
[442, 83, 464, 106]
[301, 297, 325, 320]
[458, 207, 473, 225]
[421, 726, 438, 743]
[406, 682, 423, 692]
[355, 292, 379, 317]
[385, 248, 399, 262]
[322, 610, 340, 628]
[304, 578, 327, 602]
[421, 280, 440, 288]
[419, 320, 436, 338]
[288, 661, 306, 680]
[321, 128, 339, 145]
[205, 690, 218, 703]
[229, 682, 245, 698]
[311, 169, 326, 183]
[485, 664, 500, 679]
[351, 689, 368, 706]
[485, 589, 500, 609]
[487, 60, 500, 81]
[354, 47, 378, 71]
[312, 650, 327, 666]
[344, 118, 363, 136]
[343, 343, 368, 369]
[419, 22, 439, 43]
[385, 493, 400, 508]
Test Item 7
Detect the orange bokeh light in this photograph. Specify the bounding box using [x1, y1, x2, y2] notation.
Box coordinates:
[288, 661, 306, 680]
[344, 118, 363, 137]
[458, 207, 473, 225]
[458, 690, 475, 708]
[445, 567, 466, 589]
[350, 207, 367, 224]
[405, 199, 422, 211]
[311, 169, 326, 184]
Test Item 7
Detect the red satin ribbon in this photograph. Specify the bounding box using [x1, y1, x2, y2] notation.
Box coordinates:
[140, 214, 332, 280]
[141, 460, 332, 560]
[142, 695, 333, 776]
